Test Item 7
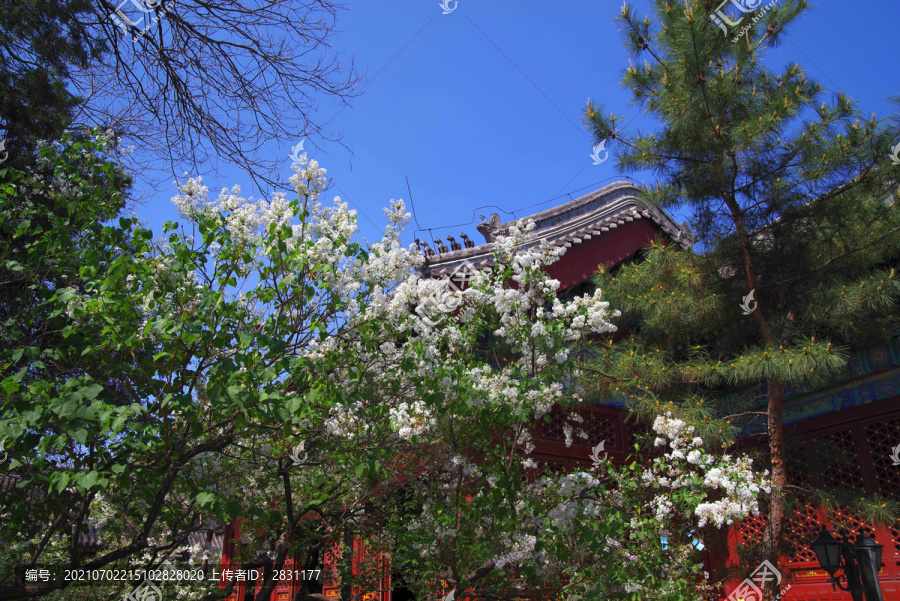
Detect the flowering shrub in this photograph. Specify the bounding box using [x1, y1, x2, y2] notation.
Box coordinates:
[0, 133, 768, 601]
[389, 411, 769, 601]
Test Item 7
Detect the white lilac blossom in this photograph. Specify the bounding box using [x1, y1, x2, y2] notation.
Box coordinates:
[444, 455, 479, 479]
[470, 411, 769, 599]
[557, 471, 600, 496]
[652, 496, 674, 521]
[648, 413, 771, 528]
[562, 423, 574, 447]
[652, 413, 690, 439]
[494, 534, 537, 570]
[153, 153, 766, 601]
[388, 401, 435, 440]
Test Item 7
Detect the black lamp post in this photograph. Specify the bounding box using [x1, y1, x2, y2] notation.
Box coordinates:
[811, 527, 884, 601]
[853, 531, 885, 601]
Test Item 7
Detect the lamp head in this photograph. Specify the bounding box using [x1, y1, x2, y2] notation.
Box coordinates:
[811, 527, 843, 576]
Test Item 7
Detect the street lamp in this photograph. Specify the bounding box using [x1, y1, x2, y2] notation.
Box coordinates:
[853, 531, 884, 601]
[810, 527, 884, 601]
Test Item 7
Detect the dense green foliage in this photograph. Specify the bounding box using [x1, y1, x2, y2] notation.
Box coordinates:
[0, 133, 772, 601]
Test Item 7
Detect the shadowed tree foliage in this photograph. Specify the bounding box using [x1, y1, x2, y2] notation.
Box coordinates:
[0, 0, 105, 168]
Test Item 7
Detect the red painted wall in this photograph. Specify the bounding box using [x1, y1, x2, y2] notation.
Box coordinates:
[544, 219, 662, 288]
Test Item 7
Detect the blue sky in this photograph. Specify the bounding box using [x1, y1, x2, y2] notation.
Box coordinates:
[135, 0, 900, 249]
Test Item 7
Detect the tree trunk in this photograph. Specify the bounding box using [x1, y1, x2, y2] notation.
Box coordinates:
[253, 528, 295, 601]
[761, 379, 787, 599]
[722, 187, 788, 597]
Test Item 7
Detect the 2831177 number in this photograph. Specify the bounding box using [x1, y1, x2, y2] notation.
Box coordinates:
[273, 569, 321, 581]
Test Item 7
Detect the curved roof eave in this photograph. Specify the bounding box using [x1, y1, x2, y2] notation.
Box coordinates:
[421, 181, 694, 278]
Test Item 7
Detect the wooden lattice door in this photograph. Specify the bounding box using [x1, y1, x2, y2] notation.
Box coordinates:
[729, 404, 900, 600]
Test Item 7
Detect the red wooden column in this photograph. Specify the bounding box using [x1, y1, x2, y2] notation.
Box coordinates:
[322, 538, 392, 601]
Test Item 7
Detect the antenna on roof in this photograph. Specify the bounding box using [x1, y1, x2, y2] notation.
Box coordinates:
[406, 176, 423, 231]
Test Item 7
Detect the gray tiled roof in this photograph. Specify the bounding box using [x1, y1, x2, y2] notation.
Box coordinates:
[421, 181, 693, 278]
[188, 529, 224, 555]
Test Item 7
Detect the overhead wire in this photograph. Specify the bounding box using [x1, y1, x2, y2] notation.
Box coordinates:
[410, 174, 649, 241]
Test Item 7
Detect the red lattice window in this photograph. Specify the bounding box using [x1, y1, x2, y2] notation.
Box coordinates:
[818, 429, 866, 492]
[889, 519, 900, 558]
[830, 508, 877, 542]
[737, 514, 765, 549]
[351, 540, 391, 601]
[583, 413, 617, 446]
[736, 505, 822, 564]
[539, 407, 617, 447]
[784, 504, 823, 563]
[622, 417, 651, 451]
[323, 540, 342, 591]
[785, 438, 813, 489]
[741, 406, 900, 573]
[864, 414, 900, 501]
[540, 410, 567, 440]
[863, 413, 900, 559]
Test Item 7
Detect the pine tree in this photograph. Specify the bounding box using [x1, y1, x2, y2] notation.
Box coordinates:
[578, 0, 900, 596]
[0, 0, 104, 168]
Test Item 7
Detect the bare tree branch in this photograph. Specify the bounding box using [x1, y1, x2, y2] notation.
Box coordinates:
[68, 0, 361, 191]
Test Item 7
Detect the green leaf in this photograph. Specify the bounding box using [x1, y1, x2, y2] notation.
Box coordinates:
[75, 470, 108, 491]
[286, 396, 304, 413]
[73, 429, 88, 446]
[238, 331, 253, 349]
[111, 415, 128, 433]
[195, 492, 217, 507]
[1, 367, 27, 394]
[54, 472, 71, 493]
[57, 399, 77, 418]
[82, 382, 103, 401]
